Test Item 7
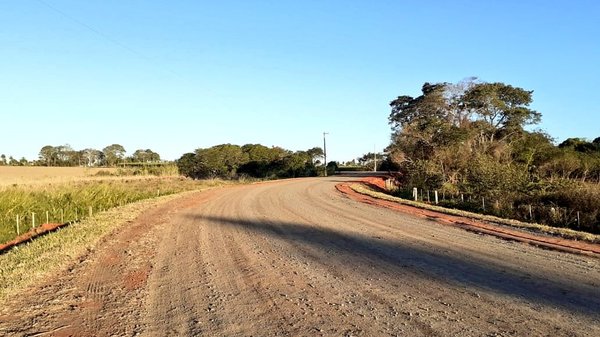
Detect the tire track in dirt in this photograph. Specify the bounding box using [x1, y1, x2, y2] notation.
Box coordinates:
[0, 191, 215, 337]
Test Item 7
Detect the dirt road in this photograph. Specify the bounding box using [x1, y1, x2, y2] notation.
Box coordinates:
[1, 177, 599, 336]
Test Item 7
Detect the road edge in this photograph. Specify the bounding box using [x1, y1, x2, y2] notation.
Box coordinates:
[335, 181, 600, 258]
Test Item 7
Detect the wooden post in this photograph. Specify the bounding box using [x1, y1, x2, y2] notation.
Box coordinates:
[16, 215, 20, 235]
[461, 194, 464, 202]
[46, 211, 49, 224]
[32, 212, 35, 228]
[529, 205, 533, 220]
[482, 197, 485, 211]
[427, 190, 430, 202]
[577, 211, 580, 228]
[434, 191, 439, 205]
[89, 206, 93, 217]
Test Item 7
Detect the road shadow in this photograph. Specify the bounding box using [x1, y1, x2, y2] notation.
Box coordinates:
[186, 214, 600, 317]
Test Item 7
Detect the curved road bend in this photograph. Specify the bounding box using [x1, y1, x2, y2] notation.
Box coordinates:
[1, 177, 599, 336]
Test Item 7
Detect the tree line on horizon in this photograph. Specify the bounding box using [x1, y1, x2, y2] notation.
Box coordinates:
[0, 144, 162, 167]
[386, 78, 600, 233]
[177, 144, 330, 179]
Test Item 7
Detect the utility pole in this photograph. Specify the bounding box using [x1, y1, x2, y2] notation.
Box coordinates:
[323, 132, 329, 177]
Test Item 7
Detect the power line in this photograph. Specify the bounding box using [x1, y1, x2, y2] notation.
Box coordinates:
[33, 0, 181, 78]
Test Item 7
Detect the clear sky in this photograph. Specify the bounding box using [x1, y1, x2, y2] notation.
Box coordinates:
[1, 0, 599, 162]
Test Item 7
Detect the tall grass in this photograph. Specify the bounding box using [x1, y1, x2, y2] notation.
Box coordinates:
[0, 177, 223, 244]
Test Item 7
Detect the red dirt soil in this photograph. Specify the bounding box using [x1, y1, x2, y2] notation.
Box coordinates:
[336, 177, 600, 258]
[0, 222, 72, 253]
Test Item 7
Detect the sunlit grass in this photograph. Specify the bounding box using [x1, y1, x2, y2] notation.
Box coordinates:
[0, 177, 227, 244]
[350, 183, 600, 244]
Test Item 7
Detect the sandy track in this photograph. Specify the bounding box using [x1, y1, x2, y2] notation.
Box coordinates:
[1, 177, 599, 336]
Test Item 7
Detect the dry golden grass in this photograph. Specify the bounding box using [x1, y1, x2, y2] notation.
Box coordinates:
[0, 166, 122, 186]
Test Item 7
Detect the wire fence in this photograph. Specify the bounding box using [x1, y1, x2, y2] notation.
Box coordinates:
[399, 187, 596, 233]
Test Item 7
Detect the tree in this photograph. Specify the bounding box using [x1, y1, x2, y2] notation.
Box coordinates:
[0, 154, 6, 166]
[461, 82, 540, 142]
[103, 144, 126, 166]
[82, 148, 104, 167]
[306, 147, 324, 164]
[178, 144, 320, 179]
[55, 144, 74, 165]
[388, 80, 542, 192]
[177, 153, 207, 179]
[39, 145, 56, 166]
[131, 149, 160, 163]
[559, 138, 597, 153]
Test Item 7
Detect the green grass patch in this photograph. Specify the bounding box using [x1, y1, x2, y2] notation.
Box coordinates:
[0, 177, 228, 244]
[0, 189, 219, 302]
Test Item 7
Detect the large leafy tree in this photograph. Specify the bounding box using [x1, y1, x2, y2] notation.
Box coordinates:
[306, 147, 324, 164]
[179, 144, 319, 179]
[461, 82, 540, 143]
[131, 149, 160, 163]
[103, 144, 126, 166]
[388, 80, 541, 192]
[82, 148, 104, 167]
[39, 145, 56, 166]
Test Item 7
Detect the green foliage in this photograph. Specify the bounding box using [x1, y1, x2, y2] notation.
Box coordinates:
[178, 144, 320, 180]
[131, 149, 160, 163]
[326, 161, 338, 175]
[34, 144, 164, 168]
[0, 178, 215, 244]
[387, 79, 600, 233]
[103, 144, 126, 166]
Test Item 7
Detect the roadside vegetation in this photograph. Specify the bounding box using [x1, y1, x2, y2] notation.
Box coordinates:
[0, 190, 211, 301]
[177, 143, 329, 179]
[0, 177, 227, 245]
[350, 183, 600, 244]
[385, 78, 600, 234]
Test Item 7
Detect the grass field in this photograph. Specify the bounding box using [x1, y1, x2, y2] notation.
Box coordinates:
[0, 166, 120, 186]
[0, 166, 231, 301]
[0, 167, 227, 244]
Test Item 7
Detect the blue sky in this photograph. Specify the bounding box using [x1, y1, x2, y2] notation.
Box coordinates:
[1, 0, 599, 162]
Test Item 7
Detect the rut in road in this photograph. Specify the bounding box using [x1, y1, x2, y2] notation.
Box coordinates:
[1, 177, 599, 336]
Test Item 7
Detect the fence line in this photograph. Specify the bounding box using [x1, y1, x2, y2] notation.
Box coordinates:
[387, 185, 596, 231]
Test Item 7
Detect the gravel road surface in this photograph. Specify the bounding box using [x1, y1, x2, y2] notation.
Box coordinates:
[1, 177, 599, 336]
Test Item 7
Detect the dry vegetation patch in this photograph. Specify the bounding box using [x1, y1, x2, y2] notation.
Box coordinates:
[350, 183, 600, 244]
[0, 166, 121, 186]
